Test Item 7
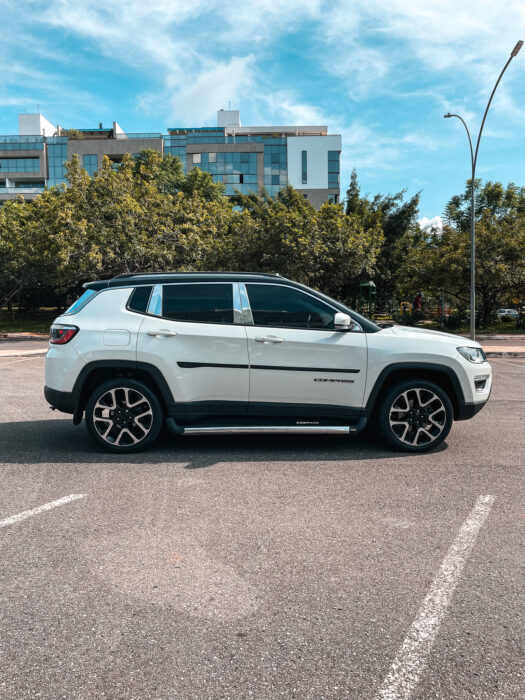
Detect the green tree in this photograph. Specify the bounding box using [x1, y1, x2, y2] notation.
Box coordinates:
[400, 180, 525, 327]
[344, 170, 420, 308]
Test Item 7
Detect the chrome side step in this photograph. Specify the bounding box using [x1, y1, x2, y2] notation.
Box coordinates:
[183, 425, 351, 436]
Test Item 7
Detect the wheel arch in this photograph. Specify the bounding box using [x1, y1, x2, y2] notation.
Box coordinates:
[365, 363, 464, 420]
[72, 361, 174, 424]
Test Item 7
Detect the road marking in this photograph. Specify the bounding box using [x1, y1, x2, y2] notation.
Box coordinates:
[374, 495, 495, 700]
[491, 358, 525, 370]
[0, 355, 45, 368]
[0, 494, 86, 529]
[0, 349, 47, 358]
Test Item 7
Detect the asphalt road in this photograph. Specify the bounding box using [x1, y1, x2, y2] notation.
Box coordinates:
[0, 356, 524, 699]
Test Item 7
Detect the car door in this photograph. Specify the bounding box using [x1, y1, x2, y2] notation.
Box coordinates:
[243, 283, 367, 414]
[137, 282, 249, 415]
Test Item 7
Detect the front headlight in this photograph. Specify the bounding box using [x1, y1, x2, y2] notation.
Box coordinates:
[457, 346, 486, 363]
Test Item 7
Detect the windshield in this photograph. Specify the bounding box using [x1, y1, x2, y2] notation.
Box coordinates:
[63, 289, 98, 315]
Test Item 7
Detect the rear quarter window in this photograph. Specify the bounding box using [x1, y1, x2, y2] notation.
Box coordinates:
[127, 286, 153, 313]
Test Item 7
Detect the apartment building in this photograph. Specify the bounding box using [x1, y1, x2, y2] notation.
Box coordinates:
[0, 111, 341, 208]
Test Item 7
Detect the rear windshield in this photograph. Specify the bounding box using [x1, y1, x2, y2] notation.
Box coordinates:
[63, 289, 98, 315]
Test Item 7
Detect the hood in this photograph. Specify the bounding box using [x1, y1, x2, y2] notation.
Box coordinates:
[378, 324, 481, 347]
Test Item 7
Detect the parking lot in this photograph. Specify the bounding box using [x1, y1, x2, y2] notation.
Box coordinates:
[0, 356, 524, 699]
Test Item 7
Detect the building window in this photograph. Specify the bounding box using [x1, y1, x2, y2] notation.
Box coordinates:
[0, 157, 40, 173]
[301, 150, 307, 184]
[328, 151, 340, 188]
[83, 154, 98, 177]
[209, 152, 216, 162]
[192, 153, 201, 164]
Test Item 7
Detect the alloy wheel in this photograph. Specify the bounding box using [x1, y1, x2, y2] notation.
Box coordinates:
[92, 387, 153, 447]
[388, 387, 446, 447]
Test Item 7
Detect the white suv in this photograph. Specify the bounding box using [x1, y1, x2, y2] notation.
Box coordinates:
[45, 273, 492, 453]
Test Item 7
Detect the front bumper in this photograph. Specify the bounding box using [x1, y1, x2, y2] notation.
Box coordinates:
[456, 399, 488, 421]
[44, 385, 75, 414]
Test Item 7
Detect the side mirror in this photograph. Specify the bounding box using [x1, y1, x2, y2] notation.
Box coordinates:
[334, 312, 352, 330]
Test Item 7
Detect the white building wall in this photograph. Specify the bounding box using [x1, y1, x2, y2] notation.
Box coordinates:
[217, 110, 241, 127]
[18, 113, 56, 136]
[286, 135, 341, 189]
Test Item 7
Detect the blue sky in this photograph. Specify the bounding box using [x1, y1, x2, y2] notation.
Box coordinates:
[2, 0, 525, 222]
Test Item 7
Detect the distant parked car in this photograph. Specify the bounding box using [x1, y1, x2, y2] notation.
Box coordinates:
[497, 309, 519, 321]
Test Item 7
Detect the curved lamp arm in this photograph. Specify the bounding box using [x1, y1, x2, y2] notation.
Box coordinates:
[443, 113, 474, 174]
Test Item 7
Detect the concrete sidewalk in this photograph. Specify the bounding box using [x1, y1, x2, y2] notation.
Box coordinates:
[482, 346, 525, 358]
[0, 339, 49, 357]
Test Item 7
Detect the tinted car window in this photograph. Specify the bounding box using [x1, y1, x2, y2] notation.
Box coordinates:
[128, 285, 153, 313]
[162, 283, 234, 324]
[247, 284, 335, 329]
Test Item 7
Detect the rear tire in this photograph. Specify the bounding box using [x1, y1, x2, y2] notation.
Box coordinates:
[378, 379, 453, 452]
[85, 378, 163, 453]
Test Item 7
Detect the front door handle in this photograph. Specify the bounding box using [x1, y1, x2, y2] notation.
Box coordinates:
[147, 329, 177, 338]
[254, 336, 284, 343]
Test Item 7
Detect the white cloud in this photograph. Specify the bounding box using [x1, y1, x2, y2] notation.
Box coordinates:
[9, 0, 525, 128]
[170, 56, 256, 123]
[419, 216, 443, 233]
[4, 0, 524, 202]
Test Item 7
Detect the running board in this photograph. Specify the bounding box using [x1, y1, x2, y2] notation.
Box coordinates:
[184, 424, 360, 436]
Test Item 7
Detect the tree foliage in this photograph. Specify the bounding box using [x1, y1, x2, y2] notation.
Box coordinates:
[1, 156, 523, 327]
[399, 180, 525, 325]
[345, 169, 420, 306]
[0, 155, 382, 310]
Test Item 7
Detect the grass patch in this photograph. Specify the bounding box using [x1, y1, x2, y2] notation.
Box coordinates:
[0, 310, 57, 334]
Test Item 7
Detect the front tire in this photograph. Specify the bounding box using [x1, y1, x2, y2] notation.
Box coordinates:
[85, 379, 163, 453]
[378, 380, 453, 452]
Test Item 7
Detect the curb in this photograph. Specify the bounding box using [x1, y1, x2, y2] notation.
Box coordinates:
[0, 334, 49, 342]
[0, 349, 47, 358]
[485, 351, 525, 358]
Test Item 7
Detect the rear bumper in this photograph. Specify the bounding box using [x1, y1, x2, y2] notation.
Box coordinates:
[44, 385, 75, 414]
[456, 400, 488, 421]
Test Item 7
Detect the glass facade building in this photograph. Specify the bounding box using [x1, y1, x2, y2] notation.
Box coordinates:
[1, 112, 341, 208]
[195, 151, 258, 196]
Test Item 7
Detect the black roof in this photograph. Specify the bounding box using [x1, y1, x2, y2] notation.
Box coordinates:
[84, 272, 285, 290]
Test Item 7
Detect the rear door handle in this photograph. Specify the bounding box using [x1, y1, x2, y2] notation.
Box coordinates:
[147, 329, 177, 337]
[254, 336, 284, 343]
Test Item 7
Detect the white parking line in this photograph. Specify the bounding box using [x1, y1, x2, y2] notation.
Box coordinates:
[0, 355, 45, 368]
[491, 359, 525, 370]
[374, 495, 495, 700]
[0, 494, 86, 529]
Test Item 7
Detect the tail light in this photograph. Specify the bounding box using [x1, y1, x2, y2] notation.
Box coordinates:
[50, 324, 79, 345]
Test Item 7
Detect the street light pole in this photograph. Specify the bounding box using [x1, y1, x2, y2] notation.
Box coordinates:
[444, 40, 523, 341]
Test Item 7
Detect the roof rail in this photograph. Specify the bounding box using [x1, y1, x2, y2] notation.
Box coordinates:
[110, 271, 283, 279]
